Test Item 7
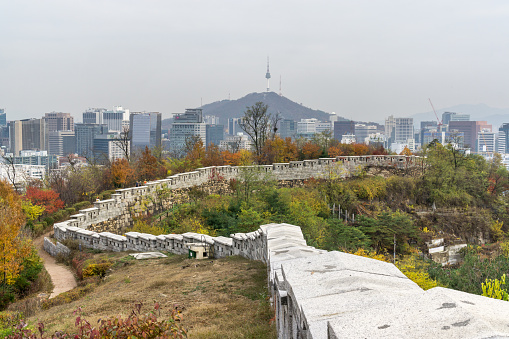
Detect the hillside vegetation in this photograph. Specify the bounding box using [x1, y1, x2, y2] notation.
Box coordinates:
[3, 252, 275, 338]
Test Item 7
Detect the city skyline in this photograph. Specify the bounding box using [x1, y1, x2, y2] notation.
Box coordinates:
[2, 1, 509, 121]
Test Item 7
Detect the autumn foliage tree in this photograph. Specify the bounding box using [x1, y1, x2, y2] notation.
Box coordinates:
[202, 143, 225, 167]
[0, 180, 31, 302]
[24, 186, 64, 216]
[106, 158, 135, 188]
[301, 141, 322, 160]
[261, 136, 298, 164]
[135, 147, 166, 182]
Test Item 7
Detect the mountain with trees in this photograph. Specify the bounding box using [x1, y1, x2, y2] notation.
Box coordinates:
[202, 92, 337, 124]
[162, 92, 344, 129]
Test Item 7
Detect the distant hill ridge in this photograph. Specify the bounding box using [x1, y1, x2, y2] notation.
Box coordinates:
[198, 92, 343, 126]
[162, 92, 386, 130]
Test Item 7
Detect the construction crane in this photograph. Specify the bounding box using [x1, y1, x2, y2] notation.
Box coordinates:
[428, 98, 442, 127]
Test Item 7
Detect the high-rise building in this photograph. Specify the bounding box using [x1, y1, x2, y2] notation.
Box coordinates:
[206, 125, 224, 147]
[355, 124, 377, 144]
[477, 130, 496, 154]
[75, 123, 108, 158]
[0, 109, 6, 127]
[9, 119, 48, 155]
[49, 130, 76, 157]
[334, 120, 355, 141]
[0, 126, 9, 150]
[316, 122, 331, 134]
[103, 106, 129, 132]
[228, 118, 242, 136]
[449, 121, 491, 151]
[496, 131, 506, 154]
[279, 119, 297, 140]
[204, 115, 220, 125]
[129, 112, 162, 153]
[422, 131, 464, 148]
[442, 112, 470, 125]
[169, 109, 206, 155]
[385, 116, 414, 145]
[298, 119, 318, 135]
[44, 112, 74, 132]
[419, 121, 438, 145]
[93, 132, 127, 164]
[499, 124, 509, 153]
[83, 108, 106, 124]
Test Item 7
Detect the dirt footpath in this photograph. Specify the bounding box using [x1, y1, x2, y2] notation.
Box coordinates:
[33, 232, 77, 298]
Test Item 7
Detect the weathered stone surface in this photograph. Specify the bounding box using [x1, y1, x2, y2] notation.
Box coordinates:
[43, 237, 71, 257]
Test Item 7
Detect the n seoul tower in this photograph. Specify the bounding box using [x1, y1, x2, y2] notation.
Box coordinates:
[265, 56, 271, 92]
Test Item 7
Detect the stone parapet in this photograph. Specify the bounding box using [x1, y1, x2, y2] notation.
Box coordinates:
[53, 221, 509, 338]
[62, 156, 422, 232]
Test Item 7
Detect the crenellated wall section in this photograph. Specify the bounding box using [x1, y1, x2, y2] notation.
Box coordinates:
[53, 155, 509, 338]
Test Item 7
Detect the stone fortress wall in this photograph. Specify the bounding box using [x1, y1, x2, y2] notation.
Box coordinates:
[53, 155, 509, 338]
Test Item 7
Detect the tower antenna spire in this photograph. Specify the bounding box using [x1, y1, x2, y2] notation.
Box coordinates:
[265, 56, 271, 92]
[279, 75, 282, 96]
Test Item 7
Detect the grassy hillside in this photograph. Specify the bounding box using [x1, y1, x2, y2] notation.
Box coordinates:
[12, 252, 275, 338]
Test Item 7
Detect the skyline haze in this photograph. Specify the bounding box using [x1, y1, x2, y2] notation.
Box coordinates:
[2, 1, 509, 122]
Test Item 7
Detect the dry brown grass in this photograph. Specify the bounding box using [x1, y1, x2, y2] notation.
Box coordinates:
[27, 252, 276, 338]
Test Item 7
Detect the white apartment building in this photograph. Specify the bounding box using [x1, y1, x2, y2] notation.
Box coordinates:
[0, 163, 46, 186]
[477, 130, 496, 154]
[219, 134, 252, 152]
[297, 119, 318, 134]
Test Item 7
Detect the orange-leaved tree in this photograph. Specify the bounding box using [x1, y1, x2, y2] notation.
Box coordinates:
[108, 158, 135, 188]
[0, 180, 30, 287]
[203, 143, 224, 167]
[400, 146, 413, 156]
[135, 147, 166, 182]
[24, 186, 64, 216]
[262, 136, 298, 164]
[301, 141, 322, 160]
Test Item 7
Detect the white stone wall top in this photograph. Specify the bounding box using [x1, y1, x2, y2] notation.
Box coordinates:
[258, 223, 281, 234]
[125, 231, 141, 237]
[183, 232, 215, 245]
[425, 287, 509, 335]
[115, 187, 141, 192]
[326, 287, 509, 339]
[284, 251, 410, 281]
[80, 207, 99, 212]
[54, 221, 71, 228]
[75, 229, 96, 236]
[101, 233, 126, 242]
[213, 236, 233, 246]
[97, 198, 115, 203]
[70, 213, 85, 218]
[163, 234, 183, 240]
[64, 226, 82, 232]
[269, 246, 323, 265]
[138, 233, 157, 241]
[230, 233, 248, 240]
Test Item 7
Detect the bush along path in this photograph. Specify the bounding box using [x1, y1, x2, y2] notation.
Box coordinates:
[33, 232, 77, 298]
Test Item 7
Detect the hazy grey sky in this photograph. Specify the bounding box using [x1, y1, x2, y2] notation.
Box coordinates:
[2, 0, 509, 121]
